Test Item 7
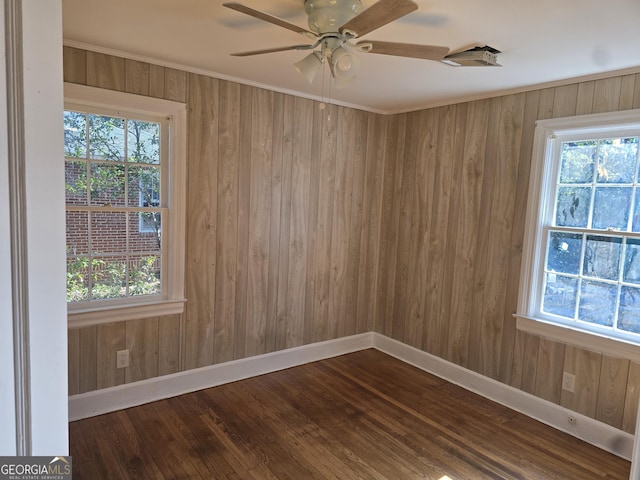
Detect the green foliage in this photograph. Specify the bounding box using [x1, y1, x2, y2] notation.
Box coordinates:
[66, 256, 160, 302]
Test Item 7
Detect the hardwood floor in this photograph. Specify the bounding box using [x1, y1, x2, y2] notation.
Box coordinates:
[69, 349, 630, 479]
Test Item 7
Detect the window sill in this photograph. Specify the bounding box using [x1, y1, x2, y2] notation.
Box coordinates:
[515, 314, 640, 363]
[68, 298, 185, 328]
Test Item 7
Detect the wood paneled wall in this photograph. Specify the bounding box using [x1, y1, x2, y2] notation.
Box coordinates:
[64, 48, 386, 395]
[64, 45, 640, 435]
[377, 73, 640, 433]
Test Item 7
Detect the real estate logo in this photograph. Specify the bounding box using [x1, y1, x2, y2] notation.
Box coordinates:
[0, 456, 72, 480]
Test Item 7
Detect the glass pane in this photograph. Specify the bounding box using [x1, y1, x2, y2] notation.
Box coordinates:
[597, 138, 638, 183]
[91, 257, 126, 300]
[90, 212, 127, 254]
[633, 192, 640, 232]
[66, 256, 89, 302]
[543, 273, 577, 318]
[128, 166, 160, 208]
[66, 210, 89, 255]
[555, 187, 591, 227]
[64, 111, 86, 158]
[128, 120, 160, 164]
[547, 231, 582, 274]
[90, 163, 125, 206]
[65, 160, 87, 205]
[624, 238, 640, 285]
[559, 141, 596, 183]
[578, 280, 617, 327]
[592, 187, 631, 230]
[129, 255, 161, 296]
[129, 212, 162, 252]
[583, 235, 622, 280]
[88, 114, 125, 161]
[619, 286, 640, 334]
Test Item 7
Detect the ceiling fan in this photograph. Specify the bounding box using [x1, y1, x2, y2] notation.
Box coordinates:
[223, 0, 500, 87]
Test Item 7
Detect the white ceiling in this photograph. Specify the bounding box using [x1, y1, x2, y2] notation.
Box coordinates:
[62, 0, 640, 114]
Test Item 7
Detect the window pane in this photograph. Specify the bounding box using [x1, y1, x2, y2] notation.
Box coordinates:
[555, 187, 591, 227]
[90, 212, 127, 254]
[583, 235, 622, 280]
[547, 231, 582, 274]
[129, 212, 161, 252]
[578, 280, 617, 327]
[129, 255, 161, 296]
[66, 210, 89, 255]
[592, 187, 631, 230]
[89, 114, 125, 161]
[619, 286, 640, 334]
[633, 192, 640, 232]
[560, 141, 596, 183]
[128, 166, 160, 208]
[543, 273, 577, 318]
[65, 160, 87, 205]
[91, 257, 126, 300]
[67, 256, 89, 302]
[128, 120, 160, 164]
[64, 111, 86, 158]
[625, 238, 640, 285]
[90, 163, 125, 206]
[597, 138, 638, 183]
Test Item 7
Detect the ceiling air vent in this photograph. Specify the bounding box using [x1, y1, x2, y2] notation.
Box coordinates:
[442, 45, 501, 67]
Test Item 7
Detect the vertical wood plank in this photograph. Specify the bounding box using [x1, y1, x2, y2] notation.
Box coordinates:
[618, 74, 637, 110]
[214, 80, 240, 364]
[68, 328, 80, 396]
[246, 88, 273, 356]
[446, 99, 489, 366]
[184, 73, 218, 369]
[520, 333, 540, 395]
[551, 84, 578, 118]
[63, 46, 86, 84]
[165, 68, 187, 103]
[576, 80, 595, 115]
[148, 64, 165, 99]
[592, 77, 622, 114]
[285, 97, 313, 348]
[86, 52, 125, 91]
[275, 95, 295, 352]
[265, 93, 285, 353]
[633, 73, 640, 109]
[595, 356, 630, 429]
[158, 314, 181, 376]
[96, 322, 127, 389]
[423, 105, 457, 356]
[125, 317, 159, 383]
[79, 326, 98, 394]
[534, 339, 565, 404]
[233, 85, 253, 359]
[560, 346, 603, 418]
[125, 59, 150, 96]
[312, 104, 338, 343]
[404, 109, 437, 348]
[623, 362, 640, 434]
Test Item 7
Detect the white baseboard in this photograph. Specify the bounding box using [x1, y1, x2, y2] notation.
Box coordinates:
[68, 332, 374, 421]
[372, 333, 634, 461]
[68, 331, 634, 461]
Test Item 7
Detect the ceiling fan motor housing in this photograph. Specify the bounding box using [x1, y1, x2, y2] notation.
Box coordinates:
[304, 0, 362, 34]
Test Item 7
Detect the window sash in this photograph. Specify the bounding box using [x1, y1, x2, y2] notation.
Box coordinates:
[517, 109, 640, 359]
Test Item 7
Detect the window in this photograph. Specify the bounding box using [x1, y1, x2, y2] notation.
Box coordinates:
[64, 84, 186, 327]
[517, 109, 640, 360]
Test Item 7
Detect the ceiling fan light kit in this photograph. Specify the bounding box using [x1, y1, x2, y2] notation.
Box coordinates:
[223, 0, 501, 88]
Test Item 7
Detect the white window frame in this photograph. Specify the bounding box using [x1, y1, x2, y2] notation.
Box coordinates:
[64, 83, 187, 327]
[517, 108, 640, 362]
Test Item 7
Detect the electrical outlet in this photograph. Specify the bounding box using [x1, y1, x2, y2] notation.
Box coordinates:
[116, 349, 129, 369]
[562, 372, 575, 393]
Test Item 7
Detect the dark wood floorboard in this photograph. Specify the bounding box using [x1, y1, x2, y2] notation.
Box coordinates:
[69, 349, 631, 479]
